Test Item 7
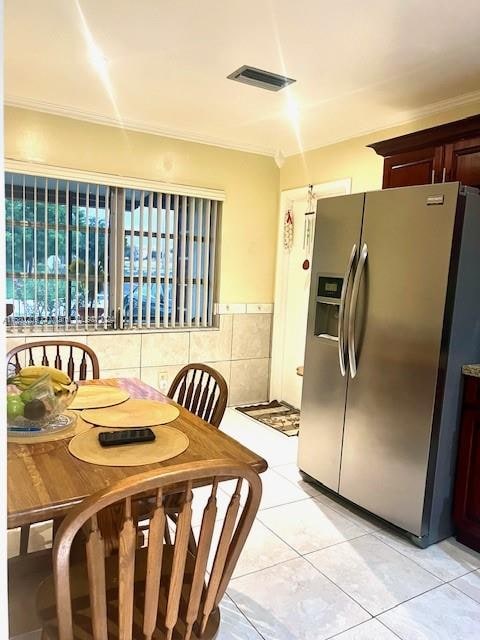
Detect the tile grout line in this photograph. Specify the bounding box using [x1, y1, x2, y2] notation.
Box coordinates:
[253, 515, 375, 597]
[374, 582, 449, 618]
[300, 532, 372, 559]
[253, 506, 349, 560]
[223, 593, 268, 640]
[225, 314, 232, 401]
[270, 468, 373, 515]
[374, 583, 461, 640]
[266, 467, 382, 532]
[370, 530, 480, 584]
[376, 619, 405, 640]
[301, 552, 375, 620]
[446, 567, 480, 582]
[303, 550, 451, 623]
[228, 553, 376, 638]
[230, 556, 302, 583]
[268, 465, 480, 585]
[227, 411, 480, 632]
[325, 616, 404, 640]
[257, 495, 315, 513]
[449, 581, 480, 606]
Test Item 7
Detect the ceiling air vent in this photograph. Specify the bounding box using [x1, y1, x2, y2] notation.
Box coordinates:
[227, 65, 296, 92]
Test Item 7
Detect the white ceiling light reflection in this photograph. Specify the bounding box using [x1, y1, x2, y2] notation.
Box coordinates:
[284, 92, 306, 158]
[74, 0, 122, 125]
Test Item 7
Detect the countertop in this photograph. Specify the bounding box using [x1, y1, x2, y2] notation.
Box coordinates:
[463, 364, 480, 378]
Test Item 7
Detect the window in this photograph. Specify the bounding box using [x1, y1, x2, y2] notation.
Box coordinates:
[5, 172, 220, 331]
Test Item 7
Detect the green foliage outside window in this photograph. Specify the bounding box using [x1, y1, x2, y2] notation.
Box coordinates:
[6, 195, 106, 324]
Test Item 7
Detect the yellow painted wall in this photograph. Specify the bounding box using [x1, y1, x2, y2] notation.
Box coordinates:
[4, 106, 279, 303]
[280, 101, 480, 193]
[6, 102, 480, 304]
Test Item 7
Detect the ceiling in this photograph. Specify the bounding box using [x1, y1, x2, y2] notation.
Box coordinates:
[5, 0, 480, 157]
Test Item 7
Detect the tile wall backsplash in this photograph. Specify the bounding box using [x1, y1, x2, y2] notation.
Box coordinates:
[6, 312, 273, 406]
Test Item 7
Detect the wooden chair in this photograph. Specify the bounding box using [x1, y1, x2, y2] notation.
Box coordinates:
[7, 339, 100, 380]
[168, 364, 228, 429]
[7, 340, 100, 556]
[34, 460, 262, 640]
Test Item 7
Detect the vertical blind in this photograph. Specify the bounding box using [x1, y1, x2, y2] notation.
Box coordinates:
[120, 189, 219, 329]
[5, 172, 220, 331]
[5, 173, 110, 330]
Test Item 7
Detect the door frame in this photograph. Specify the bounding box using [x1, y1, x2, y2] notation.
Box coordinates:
[270, 178, 352, 403]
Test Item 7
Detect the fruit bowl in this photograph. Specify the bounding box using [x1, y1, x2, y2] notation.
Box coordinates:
[7, 367, 78, 435]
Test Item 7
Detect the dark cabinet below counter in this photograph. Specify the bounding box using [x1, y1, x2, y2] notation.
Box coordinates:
[369, 115, 480, 189]
[453, 372, 480, 552]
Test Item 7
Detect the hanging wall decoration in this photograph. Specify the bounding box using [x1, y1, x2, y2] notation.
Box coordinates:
[284, 208, 294, 251]
[302, 185, 316, 270]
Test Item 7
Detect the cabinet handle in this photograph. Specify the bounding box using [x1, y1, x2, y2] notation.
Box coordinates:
[442, 167, 446, 183]
[431, 169, 435, 184]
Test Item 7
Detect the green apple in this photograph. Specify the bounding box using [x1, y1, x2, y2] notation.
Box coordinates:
[20, 388, 36, 404]
[7, 395, 25, 419]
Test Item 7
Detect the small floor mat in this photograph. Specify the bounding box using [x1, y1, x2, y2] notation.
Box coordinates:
[236, 400, 300, 437]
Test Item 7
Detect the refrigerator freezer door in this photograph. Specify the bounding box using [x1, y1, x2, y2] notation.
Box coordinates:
[298, 193, 364, 492]
[340, 183, 461, 536]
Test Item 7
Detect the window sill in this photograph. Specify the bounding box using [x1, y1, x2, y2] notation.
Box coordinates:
[6, 325, 220, 338]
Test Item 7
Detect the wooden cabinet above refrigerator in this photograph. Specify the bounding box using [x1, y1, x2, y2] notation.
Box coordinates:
[368, 114, 480, 189]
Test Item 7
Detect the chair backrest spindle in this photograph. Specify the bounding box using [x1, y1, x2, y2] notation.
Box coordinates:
[6, 340, 100, 381]
[143, 489, 165, 640]
[85, 513, 108, 640]
[200, 478, 242, 634]
[55, 345, 62, 370]
[118, 497, 136, 640]
[185, 479, 218, 640]
[168, 364, 227, 428]
[67, 347, 75, 380]
[46, 461, 261, 640]
[165, 483, 193, 639]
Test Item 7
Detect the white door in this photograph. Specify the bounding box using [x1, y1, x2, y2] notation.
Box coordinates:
[270, 180, 352, 409]
[280, 197, 313, 408]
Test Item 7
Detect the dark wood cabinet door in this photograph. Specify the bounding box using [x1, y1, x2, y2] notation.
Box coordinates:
[454, 378, 480, 551]
[382, 146, 443, 188]
[444, 137, 480, 188]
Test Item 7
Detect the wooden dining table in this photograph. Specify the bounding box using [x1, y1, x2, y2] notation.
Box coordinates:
[7, 377, 268, 530]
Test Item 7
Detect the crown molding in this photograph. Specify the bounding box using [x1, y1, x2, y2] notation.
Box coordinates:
[286, 88, 480, 157]
[4, 95, 277, 158]
[6, 88, 480, 160]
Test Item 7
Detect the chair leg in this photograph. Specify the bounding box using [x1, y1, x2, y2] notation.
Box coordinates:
[19, 525, 30, 555]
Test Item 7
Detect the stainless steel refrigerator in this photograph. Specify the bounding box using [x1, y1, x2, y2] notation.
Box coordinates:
[298, 182, 480, 546]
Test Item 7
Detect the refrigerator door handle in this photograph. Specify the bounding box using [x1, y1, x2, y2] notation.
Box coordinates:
[348, 243, 368, 378]
[338, 244, 357, 376]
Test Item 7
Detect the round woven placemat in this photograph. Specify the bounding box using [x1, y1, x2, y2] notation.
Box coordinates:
[81, 399, 180, 428]
[70, 386, 130, 410]
[7, 412, 91, 444]
[68, 425, 189, 466]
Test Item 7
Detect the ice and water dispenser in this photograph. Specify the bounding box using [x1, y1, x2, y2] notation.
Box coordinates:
[314, 275, 343, 340]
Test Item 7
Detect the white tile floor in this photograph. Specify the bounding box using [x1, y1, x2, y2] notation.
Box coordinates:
[8, 407, 480, 640]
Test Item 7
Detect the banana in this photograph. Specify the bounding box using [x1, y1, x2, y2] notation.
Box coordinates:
[53, 381, 74, 394]
[18, 365, 72, 385]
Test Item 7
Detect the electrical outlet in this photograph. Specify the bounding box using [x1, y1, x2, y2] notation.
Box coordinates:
[158, 371, 169, 394]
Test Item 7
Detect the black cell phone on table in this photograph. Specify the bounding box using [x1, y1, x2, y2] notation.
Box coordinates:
[98, 428, 156, 447]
